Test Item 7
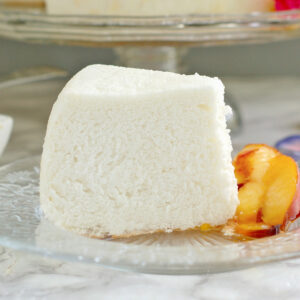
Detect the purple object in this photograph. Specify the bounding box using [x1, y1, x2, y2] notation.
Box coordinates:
[275, 135, 300, 163]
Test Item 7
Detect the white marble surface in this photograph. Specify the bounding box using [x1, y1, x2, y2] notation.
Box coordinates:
[0, 76, 300, 299]
[1, 250, 300, 300]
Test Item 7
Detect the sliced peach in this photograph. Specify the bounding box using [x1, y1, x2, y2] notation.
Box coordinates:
[232, 144, 300, 238]
[233, 144, 278, 185]
[287, 174, 300, 221]
[236, 182, 264, 223]
[262, 154, 298, 226]
[233, 144, 278, 223]
[234, 149, 256, 185]
[234, 223, 279, 239]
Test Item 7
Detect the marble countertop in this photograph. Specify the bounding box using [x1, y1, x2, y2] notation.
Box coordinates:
[0, 76, 300, 299]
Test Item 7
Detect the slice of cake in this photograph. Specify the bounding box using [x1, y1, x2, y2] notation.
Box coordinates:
[45, 0, 274, 16]
[40, 64, 238, 238]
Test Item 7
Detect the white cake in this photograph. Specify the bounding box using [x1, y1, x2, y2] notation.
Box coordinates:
[46, 0, 274, 16]
[40, 65, 238, 238]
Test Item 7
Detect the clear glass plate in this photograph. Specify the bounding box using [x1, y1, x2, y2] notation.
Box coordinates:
[1, 156, 300, 275]
[0, 4, 300, 47]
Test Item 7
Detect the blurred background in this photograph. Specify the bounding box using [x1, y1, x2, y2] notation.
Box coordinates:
[1, 38, 300, 77]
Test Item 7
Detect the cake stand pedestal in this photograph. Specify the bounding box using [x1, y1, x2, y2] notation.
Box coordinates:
[115, 46, 187, 73]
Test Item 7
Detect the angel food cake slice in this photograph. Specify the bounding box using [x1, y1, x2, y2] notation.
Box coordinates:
[45, 0, 274, 15]
[40, 65, 238, 238]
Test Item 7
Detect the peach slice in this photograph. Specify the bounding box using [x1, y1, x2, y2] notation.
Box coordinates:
[234, 223, 279, 239]
[232, 144, 300, 238]
[233, 144, 278, 185]
[287, 175, 300, 221]
[236, 182, 264, 223]
[262, 154, 298, 226]
[233, 144, 278, 224]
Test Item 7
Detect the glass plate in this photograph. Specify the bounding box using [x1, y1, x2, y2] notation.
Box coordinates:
[1, 4, 300, 47]
[1, 156, 300, 275]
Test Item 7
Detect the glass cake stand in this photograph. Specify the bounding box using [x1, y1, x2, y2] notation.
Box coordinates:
[1, 4, 300, 71]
